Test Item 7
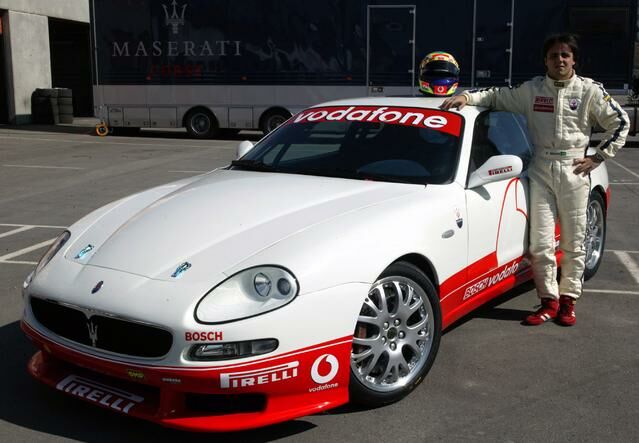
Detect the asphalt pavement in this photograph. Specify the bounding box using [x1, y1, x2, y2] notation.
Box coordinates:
[1, 122, 638, 442]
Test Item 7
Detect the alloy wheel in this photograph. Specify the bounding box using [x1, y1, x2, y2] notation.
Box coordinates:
[351, 276, 434, 392]
[584, 197, 605, 271]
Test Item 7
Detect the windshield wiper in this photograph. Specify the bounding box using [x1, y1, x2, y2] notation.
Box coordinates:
[328, 168, 417, 184]
[230, 162, 421, 184]
[353, 172, 417, 184]
[230, 159, 277, 172]
[291, 167, 419, 184]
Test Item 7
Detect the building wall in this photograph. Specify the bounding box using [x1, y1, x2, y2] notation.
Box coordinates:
[0, 0, 88, 124]
[0, 0, 89, 23]
[3, 10, 51, 123]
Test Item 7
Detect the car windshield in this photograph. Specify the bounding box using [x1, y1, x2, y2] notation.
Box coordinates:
[233, 105, 464, 185]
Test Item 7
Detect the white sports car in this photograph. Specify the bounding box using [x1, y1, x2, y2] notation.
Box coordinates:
[22, 97, 609, 431]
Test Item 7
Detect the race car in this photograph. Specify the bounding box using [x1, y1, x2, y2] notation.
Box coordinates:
[21, 96, 609, 431]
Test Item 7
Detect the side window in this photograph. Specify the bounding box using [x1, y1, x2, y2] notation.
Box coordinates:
[469, 111, 533, 173]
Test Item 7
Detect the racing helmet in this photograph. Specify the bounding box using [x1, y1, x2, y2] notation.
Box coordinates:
[419, 52, 460, 96]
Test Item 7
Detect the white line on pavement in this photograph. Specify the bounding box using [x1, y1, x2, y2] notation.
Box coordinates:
[609, 159, 639, 179]
[0, 134, 234, 150]
[0, 260, 37, 265]
[3, 164, 85, 170]
[0, 238, 55, 261]
[610, 182, 639, 185]
[583, 289, 639, 295]
[612, 251, 639, 286]
[0, 225, 34, 239]
[607, 249, 639, 254]
[0, 223, 67, 229]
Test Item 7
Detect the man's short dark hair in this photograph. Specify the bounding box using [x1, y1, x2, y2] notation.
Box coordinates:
[543, 33, 579, 63]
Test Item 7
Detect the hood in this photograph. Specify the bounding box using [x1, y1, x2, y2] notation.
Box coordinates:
[66, 170, 420, 281]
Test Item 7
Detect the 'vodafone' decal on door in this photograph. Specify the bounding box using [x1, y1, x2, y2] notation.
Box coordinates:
[291, 106, 463, 137]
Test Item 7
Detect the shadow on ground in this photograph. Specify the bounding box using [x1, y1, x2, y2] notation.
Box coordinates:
[444, 280, 536, 334]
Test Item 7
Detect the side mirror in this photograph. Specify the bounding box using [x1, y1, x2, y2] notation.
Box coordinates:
[468, 154, 523, 188]
[236, 140, 254, 159]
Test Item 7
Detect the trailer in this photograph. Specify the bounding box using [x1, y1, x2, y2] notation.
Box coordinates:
[90, 0, 637, 137]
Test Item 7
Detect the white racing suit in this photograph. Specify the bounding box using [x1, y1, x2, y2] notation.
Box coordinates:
[462, 74, 629, 299]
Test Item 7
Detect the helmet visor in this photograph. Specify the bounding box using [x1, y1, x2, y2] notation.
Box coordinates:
[421, 60, 460, 79]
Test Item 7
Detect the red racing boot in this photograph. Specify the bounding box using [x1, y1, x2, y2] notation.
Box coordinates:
[524, 298, 559, 325]
[557, 295, 577, 326]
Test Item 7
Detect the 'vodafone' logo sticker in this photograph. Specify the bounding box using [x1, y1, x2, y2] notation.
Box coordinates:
[311, 354, 339, 384]
[291, 106, 462, 137]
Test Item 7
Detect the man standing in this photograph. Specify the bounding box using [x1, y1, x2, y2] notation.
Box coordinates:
[441, 34, 629, 326]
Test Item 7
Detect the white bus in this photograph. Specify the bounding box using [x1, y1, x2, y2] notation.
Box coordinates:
[90, 0, 636, 137]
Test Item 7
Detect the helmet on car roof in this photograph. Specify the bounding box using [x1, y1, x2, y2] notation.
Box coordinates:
[418, 52, 460, 96]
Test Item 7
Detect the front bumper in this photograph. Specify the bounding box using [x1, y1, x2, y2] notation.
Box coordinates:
[22, 320, 351, 432]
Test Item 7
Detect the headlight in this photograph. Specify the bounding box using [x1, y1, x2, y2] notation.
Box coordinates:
[195, 266, 299, 323]
[34, 230, 71, 276]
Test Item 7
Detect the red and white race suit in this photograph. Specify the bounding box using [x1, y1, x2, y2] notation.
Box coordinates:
[462, 74, 629, 299]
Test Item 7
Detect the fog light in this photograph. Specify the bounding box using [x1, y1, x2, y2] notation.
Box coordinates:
[277, 278, 291, 295]
[188, 338, 278, 361]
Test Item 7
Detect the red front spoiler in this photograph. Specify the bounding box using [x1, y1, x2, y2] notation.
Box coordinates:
[22, 321, 351, 432]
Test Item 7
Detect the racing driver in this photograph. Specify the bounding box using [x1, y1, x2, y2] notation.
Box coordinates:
[418, 51, 459, 96]
[441, 33, 629, 326]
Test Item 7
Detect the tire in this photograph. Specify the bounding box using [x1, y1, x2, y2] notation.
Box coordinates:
[583, 192, 606, 281]
[260, 109, 291, 135]
[59, 105, 74, 115]
[36, 88, 59, 98]
[59, 97, 73, 106]
[32, 96, 48, 105]
[185, 109, 218, 139]
[49, 99, 60, 124]
[31, 97, 51, 124]
[350, 261, 441, 406]
[57, 88, 73, 98]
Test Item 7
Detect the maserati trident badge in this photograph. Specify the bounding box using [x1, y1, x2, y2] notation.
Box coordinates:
[163, 0, 187, 34]
[87, 321, 99, 347]
[91, 281, 104, 294]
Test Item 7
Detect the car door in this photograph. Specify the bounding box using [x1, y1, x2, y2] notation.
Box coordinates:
[463, 111, 533, 305]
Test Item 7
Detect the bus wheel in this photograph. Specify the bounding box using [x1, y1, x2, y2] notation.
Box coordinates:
[95, 123, 109, 137]
[260, 109, 291, 135]
[185, 109, 218, 139]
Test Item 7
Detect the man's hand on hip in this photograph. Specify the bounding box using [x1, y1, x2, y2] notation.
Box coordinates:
[573, 156, 602, 176]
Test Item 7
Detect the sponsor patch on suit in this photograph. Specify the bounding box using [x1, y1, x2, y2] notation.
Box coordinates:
[534, 96, 554, 113]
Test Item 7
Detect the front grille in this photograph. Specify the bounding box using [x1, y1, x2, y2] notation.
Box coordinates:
[30, 297, 173, 358]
